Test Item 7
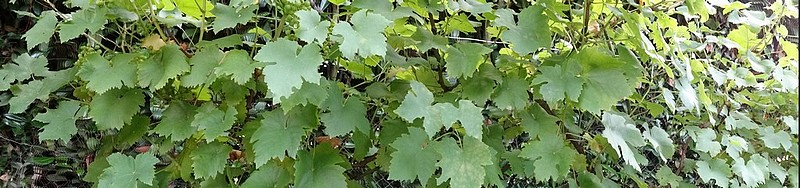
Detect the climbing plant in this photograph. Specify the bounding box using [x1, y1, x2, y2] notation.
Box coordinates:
[2, 0, 798, 187]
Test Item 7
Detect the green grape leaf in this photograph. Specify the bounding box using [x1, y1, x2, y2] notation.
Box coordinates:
[9, 68, 76, 113]
[423, 103, 460, 137]
[153, 101, 198, 141]
[89, 88, 144, 130]
[520, 103, 559, 140]
[655, 167, 681, 187]
[23, 11, 57, 50]
[78, 53, 138, 94]
[211, 4, 256, 33]
[351, 0, 415, 20]
[251, 110, 306, 167]
[321, 98, 370, 136]
[577, 172, 604, 188]
[783, 116, 798, 135]
[500, 5, 551, 54]
[6, 53, 51, 82]
[411, 27, 448, 51]
[722, 135, 749, 159]
[254, 38, 323, 103]
[241, 159, 292, 188]
[601, 112, 646, 172]
[394, 81, 434, 122]
[573, 48, 639, 114]
[59, 8, 108, 42]
[696, 158, 731, 188]
[295, 10, 331, 44]
[733, 155, 769, 187]
[172, 0, 215, 19]
[97, 153, 159, 187]
[727, 26, 759, 52]
[331, 9, 391, 59]
[643, 126, 675, 162]
[281, 80, 329, 112]
[492, 76, 529, 110]
[492, 9, 516, 28]
[214, 49, 263, 85]
[197, 34, 243, 49]
[435, 137, 494, 188]
[445, 42, 491, 78]
[532, 62, 583, 104]
[115, 116, 150, 149]
[520, 134, 578, 181]
[448, 0, 492, 13]
[685, 126, 722, 156]
[768, 160, 788, 183]
[0, 70, 11, 91]
[181, 49, 223, 87]
[460, 63, 499, 105]
[192, 141, 232, 179]
[758, 126, 793, 151]
[428, 101, 484, 138]
[137, 44, 190, 90]
[445, 13, 476, 33]
[388, 127, 440, 183]
[191, 102, 236, 142]
[294, 144, 347, 188]
[579, 68, 634, 115]
[35, 100, 85, 142]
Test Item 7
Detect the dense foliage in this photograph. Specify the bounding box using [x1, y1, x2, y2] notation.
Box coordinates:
[1, 0, 798, 187]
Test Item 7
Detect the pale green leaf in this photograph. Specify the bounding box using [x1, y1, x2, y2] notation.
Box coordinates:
[181, 49, 223, 87]
[192, 141, 232, 179]
[211, 4, 256, 33]
[59, 8, 108, 42]
[388, 127, 439, 183]
[394, 81, 434, 122]
[696, 158, 731, 188]
[500, 5, 551, 54]
[321, 98, 370, 136]
[23, 11, 57, 50]
[532, 62, 583, 104]
[435, 137, 494, 188]
[78, 53, 138, 94]
[448, 0, 492, 13]
[643, 126, 674, 162]
[519, 134, 578, 181]
[89, 88, 144, 130]
[492, 76, 529, 110]
[602, 112, 645, 171]
[241, 159, 292, 188]
[137, 44, 190, 90]
[254, 38, 323, 103]
[445, 42, 491, 78]
[191, 102, 236, 142]
[294, 144, 347, 188]
[153, 101, 198, 141]
[332, 9, 391, 59]
[35, 100, 85, 142]
[686, 126, 722, 156]
[732, 155, 769, 187]
[5, 53, 51, 84]
[9, 68, 76, 113]
[172, 0, 215, 19]
[295, 10, 330, 44]
[214, 49, 263, 85]
[251, 110, 306, 167]
[758, 126, 793, 151]
[411, 27, 448, 51]
[97, 153, 159, 187]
